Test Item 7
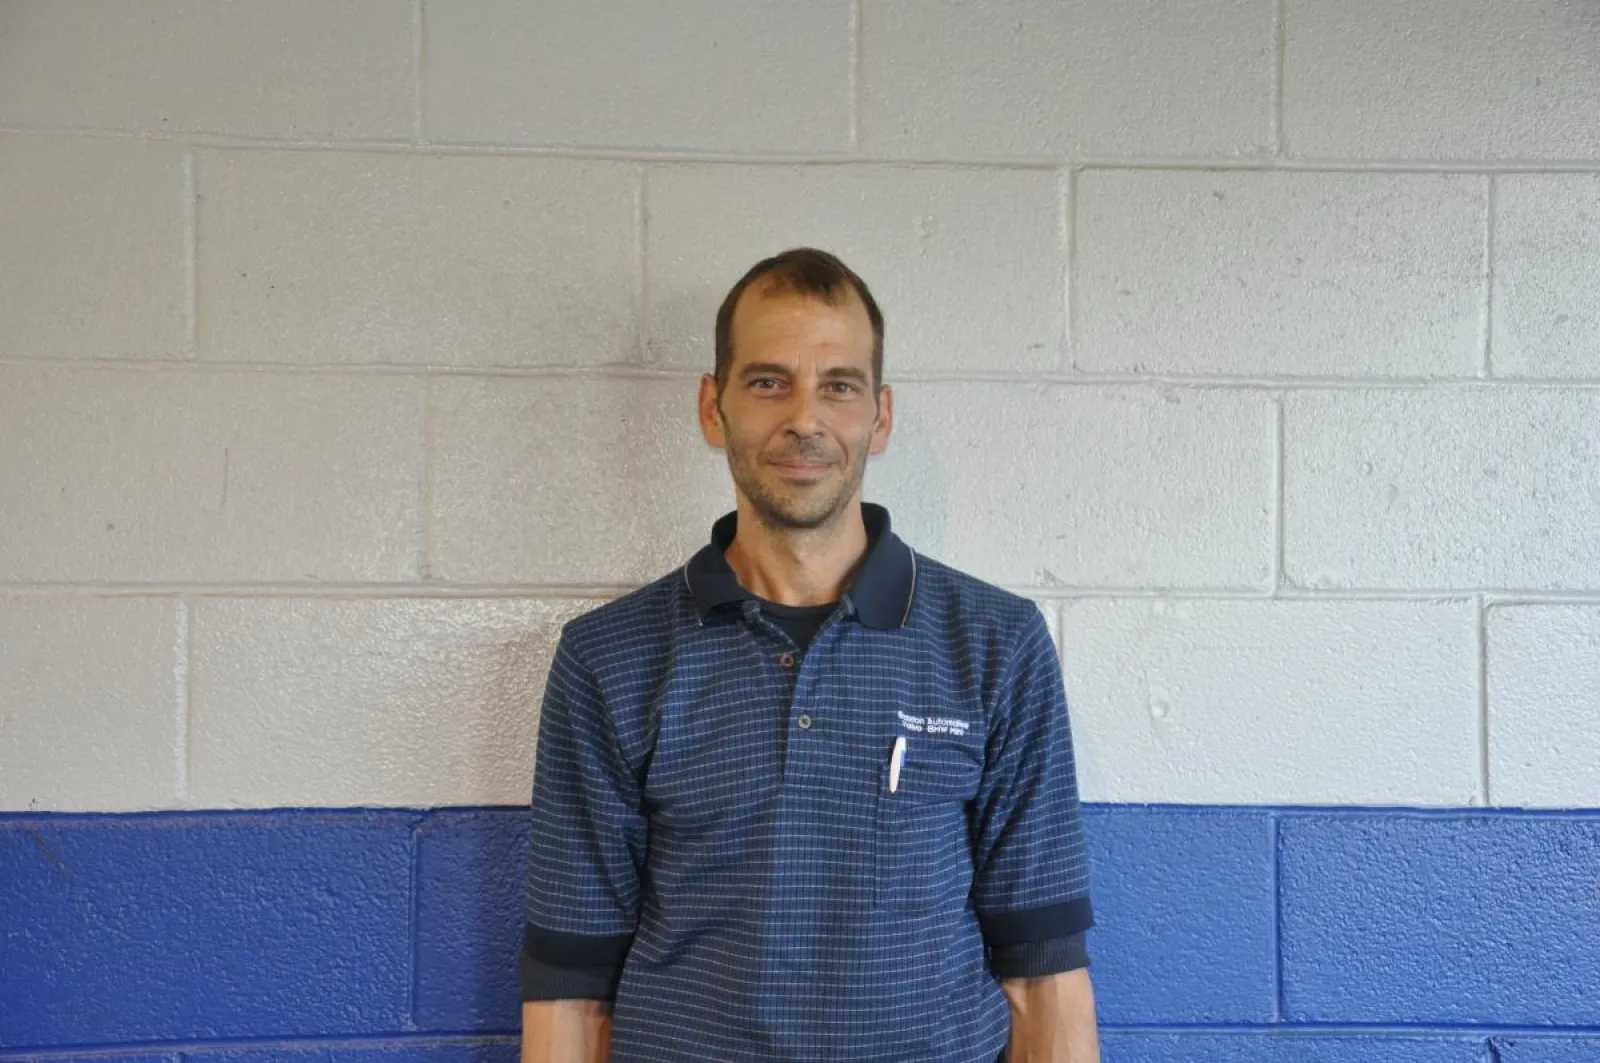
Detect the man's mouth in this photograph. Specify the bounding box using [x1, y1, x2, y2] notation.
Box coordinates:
[769, 458, 835, 475]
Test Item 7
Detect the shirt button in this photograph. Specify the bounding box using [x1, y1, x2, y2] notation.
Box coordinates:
[779, 652, 797, 669]
[797, 714, 812, 729]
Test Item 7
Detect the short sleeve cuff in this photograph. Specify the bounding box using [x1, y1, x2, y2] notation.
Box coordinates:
[987, 932, 1090, 980]
[518, 922, 633, 1002]
[978, 897, 1094, 949]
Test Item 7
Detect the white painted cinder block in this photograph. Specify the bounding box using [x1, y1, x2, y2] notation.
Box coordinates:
[0, 368, 425, 584]
[859, 0, 1274, 159]
[187, 597, 599, 808]
[430, 376, 730, 585]
[1285, 0, 1600, 161]
[0, 598, 178, 812]
[424, 0, 851, 152]
[0, 134, 186, 361]
[1492, 175, 1600, 378]
[197, 151, 639, 367]
[1059, 598, 1480, 805]
[1074, 170, 1487, 377]
[1285, 389, 1600, 591]
[1488, 605, 1600, 808]
[0, 0, 414, 139]
[6, 1, 1597, 818]
[646, 165, 1065, 374]
[872, 384, 1275, 590]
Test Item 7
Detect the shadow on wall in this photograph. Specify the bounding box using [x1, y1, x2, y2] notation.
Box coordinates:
[867, 382, 953, 563]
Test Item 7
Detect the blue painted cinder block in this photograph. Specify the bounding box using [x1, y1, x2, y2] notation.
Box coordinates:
[1492, 1037, 1600, 1062]
[1083, 806, 1277, 1024]
[1280, 813, 1600, 1025]
[1101, 1032, 1484, 1063]
[8, 805, 1598, 1057]
[0, 813, 414, 1049]
[179, 1039, 517, 1062]
[411, 810, 530, 1032]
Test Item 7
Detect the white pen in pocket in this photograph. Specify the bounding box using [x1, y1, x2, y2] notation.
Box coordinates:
[888, 735, 907, 794]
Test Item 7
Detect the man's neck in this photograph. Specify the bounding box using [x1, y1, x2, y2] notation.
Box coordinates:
[722, 498, 869, 608]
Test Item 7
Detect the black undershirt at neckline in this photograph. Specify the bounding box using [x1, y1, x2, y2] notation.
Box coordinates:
[756, 598, 837, 650]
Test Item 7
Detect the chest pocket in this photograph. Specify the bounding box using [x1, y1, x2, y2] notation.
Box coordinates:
[874, 734, 984, 911]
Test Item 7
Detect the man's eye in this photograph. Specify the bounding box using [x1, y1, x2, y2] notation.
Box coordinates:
[827, 382, 860, 395]
[751, 378, 780, 390]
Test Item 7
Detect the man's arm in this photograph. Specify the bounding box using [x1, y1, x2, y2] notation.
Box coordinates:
[1002, 969, 1100, 1063]
[522, 999, 611, 1063]
[969, 606, 1099, 1060]
[519, 632, 646, 1063]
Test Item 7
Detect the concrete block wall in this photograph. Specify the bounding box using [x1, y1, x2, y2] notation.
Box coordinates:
[1, 1, 1597, 1058]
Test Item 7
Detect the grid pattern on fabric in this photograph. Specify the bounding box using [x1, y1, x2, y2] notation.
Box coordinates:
[522, 539, 1092, 1063]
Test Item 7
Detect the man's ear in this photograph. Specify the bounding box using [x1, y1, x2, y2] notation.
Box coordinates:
[869, 384, 894, 456]
[698, 374, 726, 449]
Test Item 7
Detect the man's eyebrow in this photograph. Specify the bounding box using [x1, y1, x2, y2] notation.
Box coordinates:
[736, 362, 794, 379]
[735, 362, 870, 384]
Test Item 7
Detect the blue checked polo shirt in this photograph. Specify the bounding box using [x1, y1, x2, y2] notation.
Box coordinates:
[520, 504, 1094, 1063]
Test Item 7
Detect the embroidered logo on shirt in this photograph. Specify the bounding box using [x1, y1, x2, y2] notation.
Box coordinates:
[896, 710, 971, 737]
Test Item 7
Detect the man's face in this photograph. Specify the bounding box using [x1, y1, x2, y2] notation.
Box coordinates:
[699, 284, 893, 531]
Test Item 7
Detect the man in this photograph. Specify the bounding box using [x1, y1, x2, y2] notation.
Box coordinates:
[520, 248, 1098, 1062]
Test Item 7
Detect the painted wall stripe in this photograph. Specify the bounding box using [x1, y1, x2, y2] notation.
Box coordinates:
[3, 806, 1598, 1056]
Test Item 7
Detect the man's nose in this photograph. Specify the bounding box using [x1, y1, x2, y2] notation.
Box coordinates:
[784, 387, 825, 436]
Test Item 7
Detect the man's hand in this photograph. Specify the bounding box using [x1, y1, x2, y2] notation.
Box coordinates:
[522, 999, 612, 1063]
[1001, 968, 1100, 1063]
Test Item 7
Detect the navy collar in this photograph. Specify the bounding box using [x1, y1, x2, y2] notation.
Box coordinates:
[683, 503, 917, 630]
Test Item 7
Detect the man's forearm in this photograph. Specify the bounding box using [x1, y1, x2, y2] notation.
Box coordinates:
[522, 999, 611, 1063]
[1001, 968, 1100, 1063]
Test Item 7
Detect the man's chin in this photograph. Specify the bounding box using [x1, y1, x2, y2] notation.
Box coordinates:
[753, 493, 851, 532]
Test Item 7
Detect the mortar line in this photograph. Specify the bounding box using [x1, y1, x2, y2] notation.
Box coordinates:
[183, 147, 198, 359]
[174, 600, 191, 801]
[412, 0, 427, 143]
[407, 818, 422, 1028]
[636, 167, 651, 364]
[1046, 600, 1065, 661]
[1273, 0, 1286, 156]
[1482, 175, 1496, 378]
[1477, 595, 1492, 806]
[1061, 168, 1076, 372]
[8, 1025, 1600, 1056]
[14, 124, 1600, 171]
[1273, 396, 1286, 592]
[849, 0, 862, 152]
[419, 378, 434, 580]
[1270, 812, 1284, 1022]
[6, 583, 1600, 604]
[13, 803, 1592, 825]
[11, 356, 1600, 389]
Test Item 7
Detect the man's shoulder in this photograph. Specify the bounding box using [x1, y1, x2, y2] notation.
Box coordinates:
[558, 567, 689, 655]
[910, 552, 1048, 640]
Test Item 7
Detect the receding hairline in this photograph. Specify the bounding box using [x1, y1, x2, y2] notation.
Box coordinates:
[713, 246, 886, 392]
[731, 271, 871, 324]
[742, 268, 864, 306]
[723, 278, 876, 366]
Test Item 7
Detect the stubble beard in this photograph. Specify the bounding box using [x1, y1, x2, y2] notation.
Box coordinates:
[726, 434, 871, 532]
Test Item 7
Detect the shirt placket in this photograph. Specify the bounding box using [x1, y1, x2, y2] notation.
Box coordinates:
[742, 600, 859, 969]
[741, 599, 854, 782]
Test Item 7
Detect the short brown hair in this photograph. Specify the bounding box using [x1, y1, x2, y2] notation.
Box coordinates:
[713, 247, 884, 393]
